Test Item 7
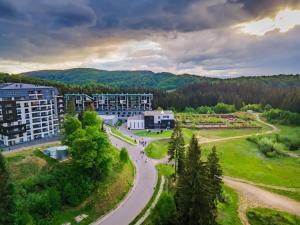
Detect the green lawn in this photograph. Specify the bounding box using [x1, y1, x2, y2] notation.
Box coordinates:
[217, 186, 242, 225]
[145, 139, 169, 159]
[247, 208, 300, 225]
[156, 164, 174, 178]
[202, 138, 300, 188]
[109, 126, 137, 144]
[134, 130, 172, 138]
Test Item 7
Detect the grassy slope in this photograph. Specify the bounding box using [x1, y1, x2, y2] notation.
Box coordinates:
[217, 186, 242, 225]
[6, 147, 135, 225]
[109, 126, 137, 144]
[247, 208, 300, 225]
[203, 138, 300, 188]
[145, 139, 169, 159]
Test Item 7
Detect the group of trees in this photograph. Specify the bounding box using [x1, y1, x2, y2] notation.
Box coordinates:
[263, 109, 300, 126]
[0, 110, 115, 224]
[152, 123, 223, 225]
[248, 133, 300, 157]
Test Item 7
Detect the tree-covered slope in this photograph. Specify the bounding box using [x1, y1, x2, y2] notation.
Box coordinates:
[24, 68, 218, 90]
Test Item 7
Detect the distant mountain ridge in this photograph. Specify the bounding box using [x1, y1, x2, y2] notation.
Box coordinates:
[23, 68, 218, 90]
[24, 68, 300, 90]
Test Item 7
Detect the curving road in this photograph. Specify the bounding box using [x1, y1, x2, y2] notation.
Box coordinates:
[91, 133, 157, 225]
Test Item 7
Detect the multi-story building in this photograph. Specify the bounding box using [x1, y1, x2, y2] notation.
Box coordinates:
[65, 93, 153, 119]
[0, 83, 64, 146]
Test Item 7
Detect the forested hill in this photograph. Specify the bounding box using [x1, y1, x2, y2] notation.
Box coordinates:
[24, 68, 217, 90]
[24, 68, 300, 90]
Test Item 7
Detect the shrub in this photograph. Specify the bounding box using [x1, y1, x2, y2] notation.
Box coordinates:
[120, 148, 129, 162]
[240, 104, 263, 112]
[263, 109, 300, 126]
[196, 106, 214, 114]
[150, 192, 177, 225]
[213, 103, 236, 114]
[257, 138, 274, 156]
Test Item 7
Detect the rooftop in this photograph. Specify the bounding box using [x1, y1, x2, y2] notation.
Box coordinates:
[144, 110, 173, 116]
[0, 83, 54, 90]
[128, 114, 144, 120]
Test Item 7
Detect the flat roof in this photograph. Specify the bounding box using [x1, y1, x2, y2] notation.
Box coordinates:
[98, 115, 118, 120]
[128, 115, 144, 120]
[0, 83, 54, 90]
[144, 110, 173, 116]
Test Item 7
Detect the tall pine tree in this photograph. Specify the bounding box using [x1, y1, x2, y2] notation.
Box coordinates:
[207, 146, 223, 202]
[0, 152, 16, 224]
[168, 122, 185, 179]
[176, 135, 217, 225]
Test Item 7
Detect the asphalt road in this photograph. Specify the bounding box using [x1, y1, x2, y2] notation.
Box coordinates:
[92, 134, 157, 225]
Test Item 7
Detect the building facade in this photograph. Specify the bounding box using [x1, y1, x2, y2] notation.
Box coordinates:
[65, 93, 153, 119]
[0, 83, 64, 146]
[127, 115, 145, 130]
[127, 110, 175, 130]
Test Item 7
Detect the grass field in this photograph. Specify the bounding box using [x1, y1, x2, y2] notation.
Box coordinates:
[134, 130, 172, 138]
[156, 164, 174, 178]
[217, 186, 242, 225]
[145, 139, 169, 159]
[247, 208, 300, 225]
[109, 126, 137, 144]
[202, 138, 300, 188]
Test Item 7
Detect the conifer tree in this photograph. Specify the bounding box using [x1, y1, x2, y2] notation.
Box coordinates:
[168, 122, 185, 179]
[0, 152, 16, 224]
[208, 146, 223, 202]
[176, 135, 217, 225]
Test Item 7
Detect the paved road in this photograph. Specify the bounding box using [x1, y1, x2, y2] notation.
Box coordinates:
[92, 134, 157, 225]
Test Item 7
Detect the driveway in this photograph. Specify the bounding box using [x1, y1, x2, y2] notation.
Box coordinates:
[92, 134, 157, 225]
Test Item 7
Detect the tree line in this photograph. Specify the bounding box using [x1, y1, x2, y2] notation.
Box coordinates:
[1, 72, 300, 113]
[154, 82, 300, 113]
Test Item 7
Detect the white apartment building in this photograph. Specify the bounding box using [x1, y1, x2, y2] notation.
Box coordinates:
[0, 83, 64, 146]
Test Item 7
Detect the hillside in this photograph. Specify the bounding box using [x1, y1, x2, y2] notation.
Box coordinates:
[24, 68, 217, 90]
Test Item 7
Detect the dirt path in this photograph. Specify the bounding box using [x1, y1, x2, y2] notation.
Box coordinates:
[224, 176, 300, 192]
[224, 177, 300, 224]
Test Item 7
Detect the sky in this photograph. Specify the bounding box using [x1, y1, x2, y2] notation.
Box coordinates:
[0, 0, 300, 77]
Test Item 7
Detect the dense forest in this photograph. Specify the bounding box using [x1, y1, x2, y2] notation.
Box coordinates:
[1, 72, 300, 113]
[24, 68, 300, 90]
[24, 68, 217, 90]
[155, 82, 300, 113]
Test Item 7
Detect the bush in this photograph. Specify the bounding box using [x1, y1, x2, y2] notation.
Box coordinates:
[247, 208, 300, 225]
[240, 104, 263, 112]
[26, 188, 61, 221]
[263, 109, 300, 126]
[257, 138, 274, 156]
[213, 103, 236, 114]
[196, 106, 214, 114]
[120, 148, 129, 162]
[150, 192, 177, 225]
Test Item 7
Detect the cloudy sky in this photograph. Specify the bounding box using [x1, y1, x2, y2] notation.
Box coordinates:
[0, 0, 300, 77]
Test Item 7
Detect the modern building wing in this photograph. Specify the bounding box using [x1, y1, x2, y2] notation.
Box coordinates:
[65, 93, 153, 119]
[127, 110, 175, 130]
[0, 83, 64, 146]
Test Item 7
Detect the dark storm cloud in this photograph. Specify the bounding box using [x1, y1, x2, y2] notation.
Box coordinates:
[0, 0, 24, 21]
[231, 0, 300, 17]
[0, 0, 299, 75]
